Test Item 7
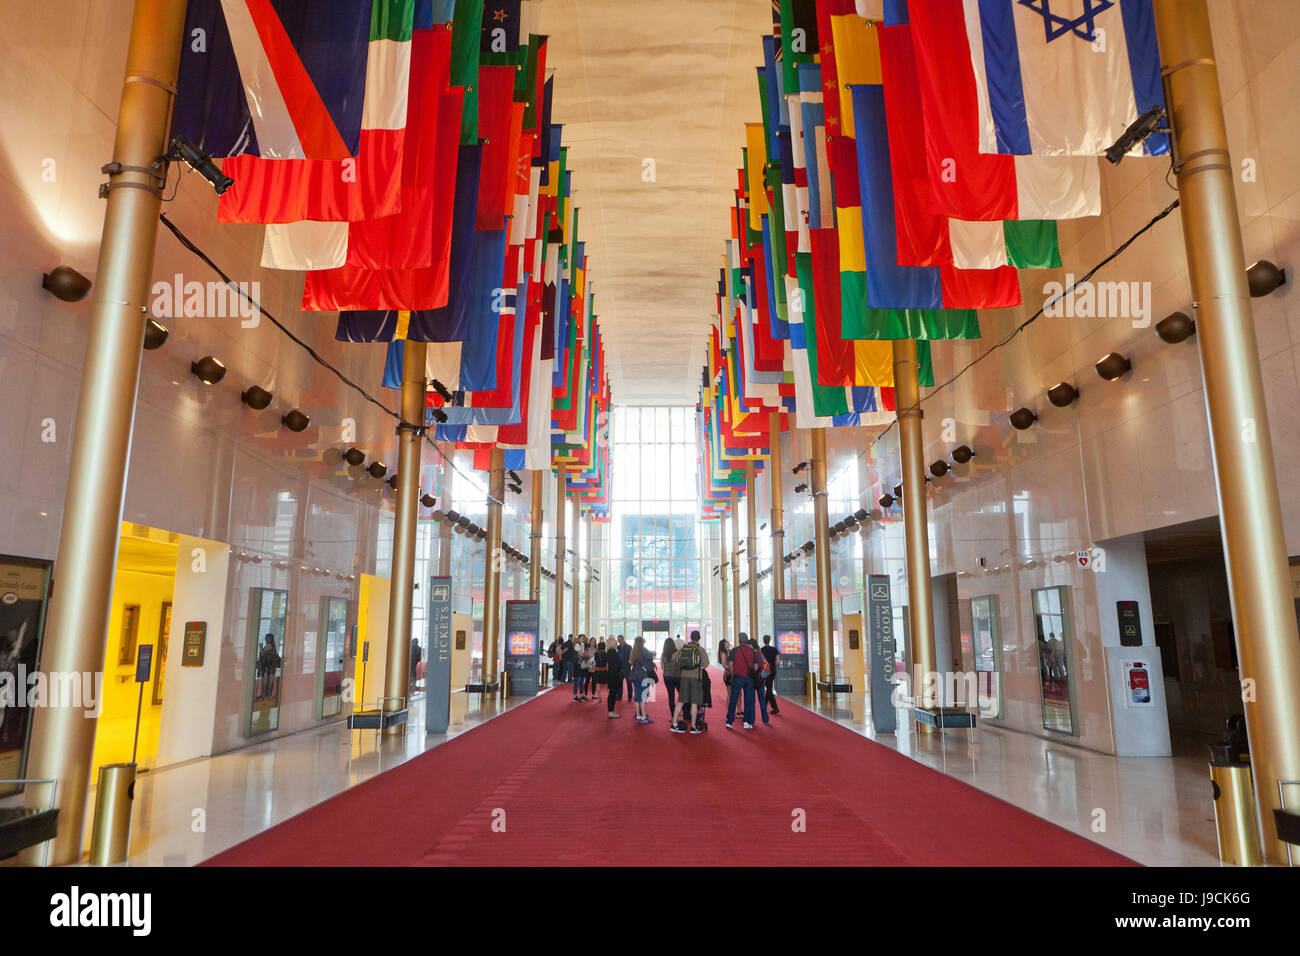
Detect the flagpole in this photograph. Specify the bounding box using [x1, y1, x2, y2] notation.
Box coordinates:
[437, 443, 454, 576]
[482, 447, 504, 690]
[769, 411, 785, 602]
[893, 340, 938, 733]
[21, 0, 188, 866]
[383, 341, 427, 734]
[1155, 0, 1300, 863]
[811, 428, 835, 689]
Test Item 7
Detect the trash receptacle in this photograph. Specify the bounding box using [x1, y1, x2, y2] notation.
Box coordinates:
[89, 762, 136, 866]
[1208, 715, 1261, 867]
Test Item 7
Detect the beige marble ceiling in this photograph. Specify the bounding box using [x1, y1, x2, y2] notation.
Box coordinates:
[539, 0, 774, 405]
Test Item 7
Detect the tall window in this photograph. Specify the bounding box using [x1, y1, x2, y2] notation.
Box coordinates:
[598, 407, 702, 640]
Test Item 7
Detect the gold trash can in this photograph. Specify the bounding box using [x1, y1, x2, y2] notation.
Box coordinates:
[89, 762, 136, 866]
[1209, 760, 1261, 867]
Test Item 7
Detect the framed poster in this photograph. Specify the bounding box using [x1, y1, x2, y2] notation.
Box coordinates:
[970, 594, 1001, 718]
[0, 555, 52, 796]
[118, 604, 141, 666]
[151, 602, 172, 706]
[1031, 586, 1078, 735]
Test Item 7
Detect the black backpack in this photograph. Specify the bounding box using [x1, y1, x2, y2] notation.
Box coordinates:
[678, 642, 702, 670]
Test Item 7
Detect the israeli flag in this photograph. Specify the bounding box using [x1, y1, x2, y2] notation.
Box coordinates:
[965, 0, 1168, 155]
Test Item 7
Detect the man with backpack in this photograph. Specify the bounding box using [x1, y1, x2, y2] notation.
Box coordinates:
[670, 630, 710, 734]
[747, 635, 771, 724]
[725, 632, 761, 729]
[761, 635, 780, 715]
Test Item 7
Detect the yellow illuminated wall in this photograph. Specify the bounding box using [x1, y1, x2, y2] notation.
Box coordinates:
[90, 527, 177, 782]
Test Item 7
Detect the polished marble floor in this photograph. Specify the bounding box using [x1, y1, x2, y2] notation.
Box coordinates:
[39, 682, 1222, 867]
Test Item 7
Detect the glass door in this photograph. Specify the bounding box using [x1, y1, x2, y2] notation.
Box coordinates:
[318, 596, 349, 718]
[246, 588, 288, 736]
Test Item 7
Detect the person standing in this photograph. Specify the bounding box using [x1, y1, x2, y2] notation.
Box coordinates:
[725, 632, 759, 729]
[627, 636, 655, 724]
[604, 636, 624, 718]
[761, 635, 780, 715]
[616, 634, 633, 702]
[561, 634, 576, 686]
[670, 631, 709, 734]
[661, 636, 681, 718]
[747, 635, 770, 725]
[593, 640, 609, 703]
[575, 634, 592, 700]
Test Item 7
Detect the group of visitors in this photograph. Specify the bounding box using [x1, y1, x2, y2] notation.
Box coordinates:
[544, 629, 781, 733]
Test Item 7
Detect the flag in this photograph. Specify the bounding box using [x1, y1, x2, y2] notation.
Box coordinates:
[963, 0, 1168, 156]
[174, 0, 415, 224]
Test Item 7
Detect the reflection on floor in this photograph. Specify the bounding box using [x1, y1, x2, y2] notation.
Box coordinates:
[95, 683, 1219, 867]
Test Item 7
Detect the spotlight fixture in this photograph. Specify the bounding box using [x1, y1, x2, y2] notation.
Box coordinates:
[241, 385, 273, 410]
[507, 470, 522, 484]
[421, 493, 436, 508]
[446, 510, 461, 523]
[477, 528, 487, 540]
[1046, 382, 1079, 407]
[281, 409, 310, 432]
[930, 461, 950, 478]
[951, 445, 974, 464]
[430, 407, 448, 424]
[1095, 352, 1131, 381]
[1246, 260, 1286, 298]
[844, 517, 859, 530]
[41, 265, 92, 302]
[387, 474, 398, 489]
[794, 482, 808, 493]
[1009, 407, 1038, 431]
[834, 521, 847, 534]
[507, 482, 522, 495]
[143, 318, 169, 350]
[893, 483, 903, 499]
[802, 542, 815, 553]
[456, 516, 471, 529]
[190, 355, 226, 385]
[792, 460, 810, 475]
[170, 135, 234, 194]
[853, 508, 868, 521]
[431, 509, 445, 522]
[343, 448, 366, 467]
[367, 461, 387, 479]
[431, 378, 454, 402]
[1154, 310, 1196, 344]
[879, 494, 895, 509]
[1103, 105, 1167, 165]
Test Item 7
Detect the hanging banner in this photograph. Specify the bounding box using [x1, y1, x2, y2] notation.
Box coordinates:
[0, 556, 51, 796]
[426, 576, 454, 733]
[772, 599, 810, 695]
[504, 599, 541, 696]
[867, 574, 897, 734]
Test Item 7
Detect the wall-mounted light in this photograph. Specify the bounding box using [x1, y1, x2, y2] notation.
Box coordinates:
[1246, 259, 1286, 298]
[1046, 382, 1078, 407]
[170, 135, 234, 194]
[879, 494, 895, 509]
[1155, 310, 1196, 344]
[951, 445, 974, 464]
[1009, 407, 1038, 431]
[833, 521, 847, 534]
[794, 482, 808, 493]
[430, 509, 445, 522]
[893, 483, 903, 499]
[431, 379, 454, 402]
[41, 265, 92, 302]
[1095, 352, 1131, 381]
[929, 461, 950, 478]
[344, 448, 366, 467]
[853, 508, 869, 521]
[507, 470, 522, 484]
[143, 319, 169, 350]
[430, 407, 448, 424]
[191, 355, 226, 385]
[420, 493, 436, 508]
[367, 461, 387, 479]
[387, 473, 399, 489]
[281, 409, 310, 432]
[241, 385, 273, 410]
[446, 509, 461, 523]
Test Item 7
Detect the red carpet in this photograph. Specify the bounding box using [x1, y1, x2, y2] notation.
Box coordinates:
[203, 670, 1136, 866]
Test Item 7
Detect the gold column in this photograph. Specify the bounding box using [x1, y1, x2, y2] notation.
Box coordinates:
[482, 447, 504, 687]
[571, 510, 580, 636]
[584, 519, 593, 635]
[811, 428, 835, 685]
[730, 489, 742, 644]
[21, 0, 187, 866]
[437, 442, 454, 576]
[893, 340, 938, 728]
[529, 470, 543, 601]
[1156, 0, 1300, 863]
[554, 465, 566, 642]
[383, 341, 427, 733]
[769, 411, 785, 601]
[746, 468, 759, 637]
[719, 514, 729, 649]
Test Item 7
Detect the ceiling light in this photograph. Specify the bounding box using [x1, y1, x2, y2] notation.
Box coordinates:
[344, 448, 366, 467]
[1095, 352, 1131, 381]
[1046, 382, 1079, 407]
[1155, 310, 1196, 344]
[143, 319, 169, 350]
[930, 461, 950, 478]
[879, 494, 895, 509]
[1246, 260, 1286, 297]
[421, 493, 436, 508]
[190, 356, 226, 385]
[367, 461, 387, 479]
[281, 409, 310, 432]
[241, 385, 272, 410]
[1009, 407, 1038, 431]
[41, 265, 92, 302]
[951, 445, 974, 464]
